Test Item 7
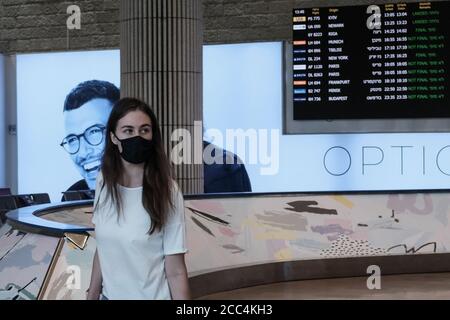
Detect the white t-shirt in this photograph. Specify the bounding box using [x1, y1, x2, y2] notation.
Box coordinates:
[92, 172, 188, 300]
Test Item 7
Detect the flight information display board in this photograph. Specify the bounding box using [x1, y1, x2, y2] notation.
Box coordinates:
[292, 1, 449, 120]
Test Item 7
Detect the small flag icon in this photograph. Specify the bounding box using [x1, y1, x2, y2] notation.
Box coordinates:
[294, 64, 307, 70]
[293, 24, 306, 30]
[293, 17, 306, 22]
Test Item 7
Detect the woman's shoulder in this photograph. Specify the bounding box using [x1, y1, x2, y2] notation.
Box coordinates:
[96, 171, 104, 185]
[94, 171, 105, 196]
[170, 180, 185, 203]
[170, 179, 181, 195]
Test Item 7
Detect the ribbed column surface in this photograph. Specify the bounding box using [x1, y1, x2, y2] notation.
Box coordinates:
[120, 0, 203, 194]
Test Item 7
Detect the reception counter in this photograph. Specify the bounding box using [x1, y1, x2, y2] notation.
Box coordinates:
[2, 190, 450, 300]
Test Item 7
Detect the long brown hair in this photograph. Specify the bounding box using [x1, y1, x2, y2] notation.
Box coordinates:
[96, 97, 174, 234]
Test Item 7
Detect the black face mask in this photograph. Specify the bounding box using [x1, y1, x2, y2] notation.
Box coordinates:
[114, 134, 154, 164]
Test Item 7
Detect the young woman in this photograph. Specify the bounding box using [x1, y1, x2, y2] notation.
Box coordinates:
[87, 97, 191, 300]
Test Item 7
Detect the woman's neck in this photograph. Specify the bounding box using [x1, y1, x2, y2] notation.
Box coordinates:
[120, 161, 145, 188]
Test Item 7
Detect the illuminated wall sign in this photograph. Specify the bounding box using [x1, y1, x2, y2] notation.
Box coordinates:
[292, 1, 450, 120]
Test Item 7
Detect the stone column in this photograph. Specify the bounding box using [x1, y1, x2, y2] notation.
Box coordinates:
[120, 0, 203, 194]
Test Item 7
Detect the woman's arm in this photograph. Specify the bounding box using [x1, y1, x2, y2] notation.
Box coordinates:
[165, 253, 191, 300]
[86, 249, 103, 300]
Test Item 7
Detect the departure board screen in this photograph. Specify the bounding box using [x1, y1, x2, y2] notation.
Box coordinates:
[292, 1, 449, 120]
